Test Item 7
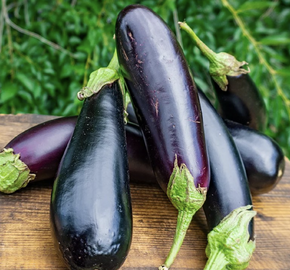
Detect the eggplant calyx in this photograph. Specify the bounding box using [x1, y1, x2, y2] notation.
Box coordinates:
[159, 155, 207, 269]
[78, 50, 123, 101]
[77, 67, 119, 100]
[204, 205, 256, 270]
[0, 148, 36, 194]
[179, 21, 250, 91]
[210, 53, 250, 91]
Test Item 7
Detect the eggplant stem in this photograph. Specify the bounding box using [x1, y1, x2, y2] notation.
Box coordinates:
[178, 22, 217, 64]
[159, 209, 196, 269]
[159, 156, 207, 269]
[179, 21, 250, 91]
[204, 250, 228, 270]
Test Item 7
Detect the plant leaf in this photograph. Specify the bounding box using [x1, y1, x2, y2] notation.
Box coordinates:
[237, 1, 277, 13]
[1, 82, 18, 102]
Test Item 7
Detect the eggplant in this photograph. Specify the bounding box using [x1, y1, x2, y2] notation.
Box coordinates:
[212, 74, 267, 131]
[179, 22, 267, 131]
[50, 82, 132, 270]
[0, 117, 77, 193]
[115, 5, 210, 269]
[198, 90, 256, 270]
[225, 119, 285, 195]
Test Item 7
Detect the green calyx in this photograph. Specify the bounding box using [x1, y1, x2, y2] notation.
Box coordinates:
[159, 155, 207, 270]
[204, 205, 257, 270]
[167, 155, 207, 212]
[0, 148, 36, 194]
[77, 67, 119, 100]
[77, 50, 121, 101]
[179, 22, 250, 91]
[77, 49, 130, 122]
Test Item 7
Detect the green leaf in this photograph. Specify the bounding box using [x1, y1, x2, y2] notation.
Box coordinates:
[69, 36, 82, 45]
[16, 73, 34, 92]
[237, 1, 278, 13]
[276, 68, 290, 76]
[74, 52, 87, 61]
[60, 64, 74, 78]
[1, 82, 18, 102]
[259, 35, 290, 45]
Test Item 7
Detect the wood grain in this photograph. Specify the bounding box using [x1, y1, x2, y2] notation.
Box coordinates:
[0, 114, 290, 270]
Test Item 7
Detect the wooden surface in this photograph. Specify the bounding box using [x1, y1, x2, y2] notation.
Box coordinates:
[0, 114, 290, 270]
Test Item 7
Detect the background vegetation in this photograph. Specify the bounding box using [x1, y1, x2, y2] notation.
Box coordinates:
[1, 0, 290, 157]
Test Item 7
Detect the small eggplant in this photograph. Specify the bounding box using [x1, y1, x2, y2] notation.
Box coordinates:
[179, 22, 267, 131]
[116, 5, 210, 270]
[212, 74, 267, 131]
[225, 119, 285, 195]
[0, 117, 77, 193]
[50, 82, 132, 270]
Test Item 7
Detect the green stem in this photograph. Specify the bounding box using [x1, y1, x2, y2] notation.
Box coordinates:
[161, 210, 196, 269]
[179, 22, 217, 64]
[179, 21, 249, 91]
[204, 250, 227, 270]
[159, 156, 207, 269]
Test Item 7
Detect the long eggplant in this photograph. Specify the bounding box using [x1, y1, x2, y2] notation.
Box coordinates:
[50, 82, 132, 270]
[198, 90, 256, 270]
[179, 22, 267, 131]
[0, 117, 77, 193]
[116, 4, 210, 270]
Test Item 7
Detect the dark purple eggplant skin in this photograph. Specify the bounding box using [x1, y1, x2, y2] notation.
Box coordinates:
[198, 90, 254, 238]
[50, 83, 132, 270]
[5, 116, 77, 181]
[225, 119, 285, 195]
[212, 73, 267, 131]
[115, 4, 210, 193]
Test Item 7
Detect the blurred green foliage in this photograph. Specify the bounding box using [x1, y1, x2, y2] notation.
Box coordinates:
[1, 0, 290, 157]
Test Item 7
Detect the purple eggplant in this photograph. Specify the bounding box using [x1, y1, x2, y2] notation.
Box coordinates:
[179, 22, 267, 131]
[198, 90, 256, 270]
[0, 117, 77, 193]
[212, 74, 267, 131]
[115, 5, 210, 269]
[50, 82, 132, 270]
[224, 119, 285, 195]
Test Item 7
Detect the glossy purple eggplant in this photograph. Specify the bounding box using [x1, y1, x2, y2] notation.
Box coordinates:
[212, 74, 267, 131]
[179, 22, 267, 131]
[198, 90, 256, 270]
[0, 117, 77, 193]
[116, 5, 209, 270]
[225, 119, 285, 195]
[50, 82, 132, 270]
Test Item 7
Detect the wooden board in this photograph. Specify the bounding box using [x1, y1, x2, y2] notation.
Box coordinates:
[0, 114, 290, 270]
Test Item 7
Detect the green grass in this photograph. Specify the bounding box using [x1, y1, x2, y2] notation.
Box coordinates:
[1, 0, 290, 157]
